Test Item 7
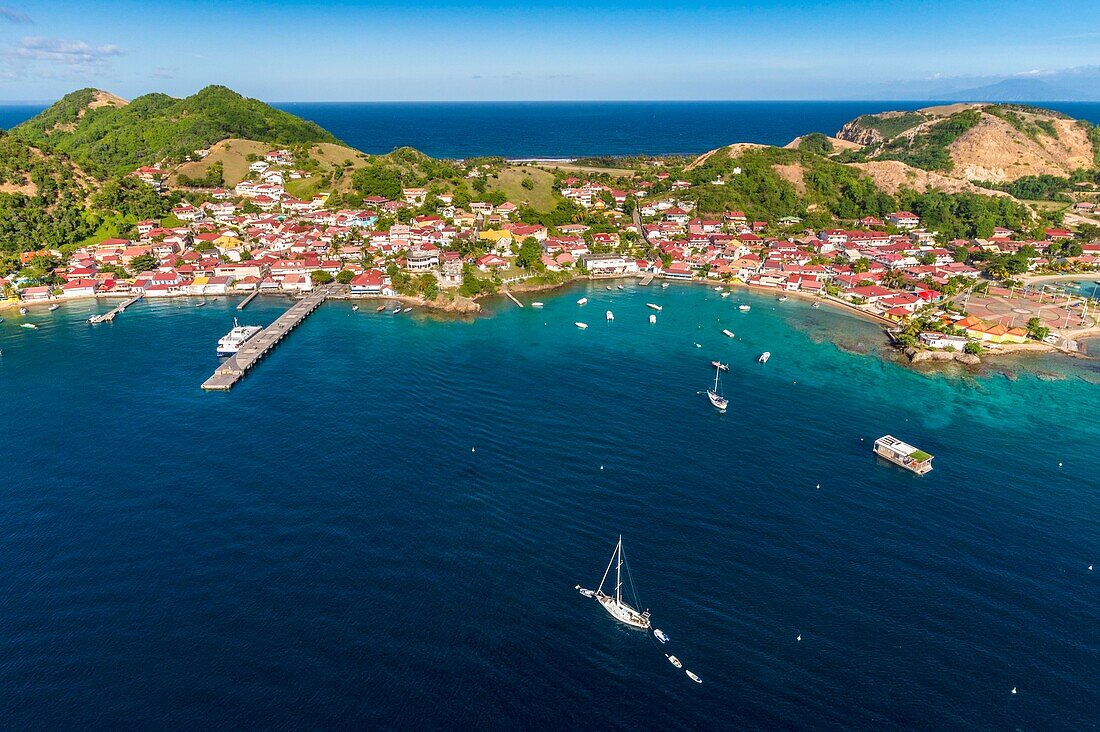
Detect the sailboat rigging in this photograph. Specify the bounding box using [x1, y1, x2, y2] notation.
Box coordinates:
[576, 536, 651, 630]
[707, 362, 728, 412]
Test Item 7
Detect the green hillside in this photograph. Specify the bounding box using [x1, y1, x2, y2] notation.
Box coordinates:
[12, 85, 340, 176]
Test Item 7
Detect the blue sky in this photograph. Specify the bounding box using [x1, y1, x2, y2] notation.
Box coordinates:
[1, 0, 1098, 101]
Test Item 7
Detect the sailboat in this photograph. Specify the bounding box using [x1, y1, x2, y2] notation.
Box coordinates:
[578, 536, 651, 630]
[707, 363, 728, 412]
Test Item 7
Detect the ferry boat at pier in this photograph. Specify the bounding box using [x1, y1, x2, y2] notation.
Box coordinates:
[874, 435, 934, 475]
[216, 318, 262, 356]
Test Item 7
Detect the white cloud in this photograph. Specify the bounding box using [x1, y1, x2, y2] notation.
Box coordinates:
[1, 36, 122, 80]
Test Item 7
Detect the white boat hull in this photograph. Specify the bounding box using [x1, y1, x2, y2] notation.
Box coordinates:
[707, 390, 728, 411]
[596, 593, 651, 629]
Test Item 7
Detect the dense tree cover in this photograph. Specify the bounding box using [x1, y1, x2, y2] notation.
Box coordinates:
[797, 133, 834, 155]
[896, 190, 1036, 240]
[351, 164, 404, 199]
[850, 112, 926, 140]
[0, 132, 95, 253]
[674, 145, 1047, 241]
[872, 110, 982, 172]
[12, 85, 340, 176]
[90, 177, 179, 220]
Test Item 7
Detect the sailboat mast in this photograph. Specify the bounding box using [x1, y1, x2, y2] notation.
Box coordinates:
[598, 540, 616, 595]
[615, 536, 623, 603]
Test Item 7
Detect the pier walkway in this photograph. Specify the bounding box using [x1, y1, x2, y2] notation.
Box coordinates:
[88, 294, 142, 324]
[501, 287, 524, 308]
[201, 286, 332, 391]
[236, 290, 260, 311]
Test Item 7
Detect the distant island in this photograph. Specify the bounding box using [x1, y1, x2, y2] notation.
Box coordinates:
[2, 87, 1100, 366]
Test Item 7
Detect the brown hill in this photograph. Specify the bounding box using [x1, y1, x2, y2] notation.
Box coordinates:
[836, 104, 1097, 183]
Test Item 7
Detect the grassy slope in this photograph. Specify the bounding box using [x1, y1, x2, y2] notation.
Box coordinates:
[486, 166, 557, 211]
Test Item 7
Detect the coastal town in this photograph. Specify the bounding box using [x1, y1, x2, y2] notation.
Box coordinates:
[3, 145, 1100, 364]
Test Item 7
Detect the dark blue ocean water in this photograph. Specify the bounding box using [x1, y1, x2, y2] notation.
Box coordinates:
[4, 101, 1100, 157]
[1, 283, 1098, 728]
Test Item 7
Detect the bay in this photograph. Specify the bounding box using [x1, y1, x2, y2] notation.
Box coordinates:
[1, 283, 1097, 728]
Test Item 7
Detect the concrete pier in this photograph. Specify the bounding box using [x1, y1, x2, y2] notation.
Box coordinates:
[88, 295, 142, 324]
[201, 286, 331, 391]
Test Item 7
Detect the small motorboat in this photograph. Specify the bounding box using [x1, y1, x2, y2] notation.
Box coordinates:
[713, 286, 723, 292]
[686, 670, 702, 684]
[352, 305, 359, 311]
[531, 302, 544, 309]
[48, 304, 60, 311]
[694, 342, 701, 348]
[391, 307, 401, 314]
[649, 314, 657, 324]
[812, 301, 821, 309]
[654, 629, 670, 644]
[759, 351, 771, 364]
[646, 303, 662, 311]
[606, 286, 613, 291]
[196, 302, 206, 308]
[722, 329, 735, 338]
[667, 655, 683, 669]
[20, 323, 37, 330]
[778, 295, 789, 302]
[376, 305, 386, 312]
[402, 307, 412, 313]
[575, 322, 589, 330]
[575, 584, 596, 599]
[617, 285, 624, 290]
[738, 304, 751, 312]
[721, 292, 730, 298]
[710, 360, 729, 371]
[606, 310, 614, 322]
[577, 297, 588, 305]
[661, 282, 670, 288]
[19, 307, 28, 315]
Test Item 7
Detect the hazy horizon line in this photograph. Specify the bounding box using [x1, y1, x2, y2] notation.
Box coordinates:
[3, 97, 1100, 106]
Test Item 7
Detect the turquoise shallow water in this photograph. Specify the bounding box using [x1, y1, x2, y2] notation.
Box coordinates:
[1, 283, 1098, 728]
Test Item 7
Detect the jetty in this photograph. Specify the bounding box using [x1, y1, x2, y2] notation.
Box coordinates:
[201, 286, 331, 391]
[236, 290, 260, 311]
[640, 275, 654, 286]
[88, 294, 142, 324]
[501, 287, 524, 308]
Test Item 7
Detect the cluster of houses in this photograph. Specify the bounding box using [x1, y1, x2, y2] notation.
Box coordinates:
[6, 166, 1098, 349]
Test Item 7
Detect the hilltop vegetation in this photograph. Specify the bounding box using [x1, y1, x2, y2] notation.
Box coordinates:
[681, 144, 1042, 239]
[12, 85, 339, 176]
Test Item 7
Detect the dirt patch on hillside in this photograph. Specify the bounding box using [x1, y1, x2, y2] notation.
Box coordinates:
[784, 135, 862, 151]
[918, 103, 981, 117]
[773, 163, 807, 194]
[851, 160, 1014, 197]
[951, 113, 1095, 182]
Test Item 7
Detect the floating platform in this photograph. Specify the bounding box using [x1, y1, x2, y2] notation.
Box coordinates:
[874, 435, 933, 475]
